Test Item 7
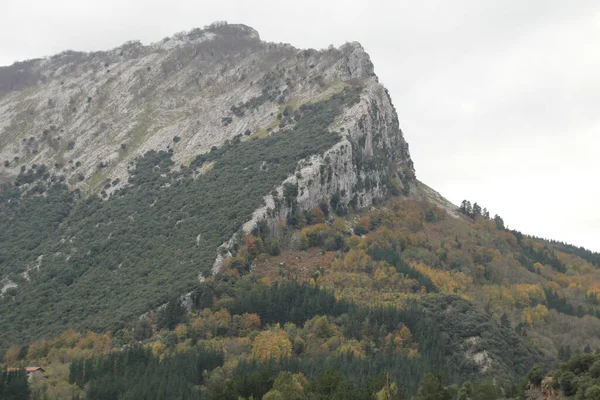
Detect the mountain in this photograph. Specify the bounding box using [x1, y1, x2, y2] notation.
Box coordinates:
[0, 22, 413, 345]
[1, 22, 599, 400]
[0, 22, 412, 197]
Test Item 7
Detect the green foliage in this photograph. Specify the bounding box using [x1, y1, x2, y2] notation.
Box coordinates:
[221, 280, 542, 393]
[226, 281, 349, 326]
[548, 353, 600, 398]
[0, 86, 362, 347]
[201, 281, 451, 394]
[268, 240, 281, 256]
[413, 373, 451, 400]
[0, 369, 29, 400]
[543, 287, 575, 315]
[263, 371, 310, 399]
[419, 295, 547, 381]
[558, 370, 578, 396]
[523, 235, 600, 267]
[517, 241, 566, 273]
[0, 181, 73, 278]
[157, 296, 187, 330]
[15, 271, 549, 399]
[367, 243, 437, 292]
[330, 192, 348, 216]
[225, 359, 423, 399]
[69, 346, 223, 399]
[300, 224, 345, 251]
[526, 364, 544, 386]
[413, 374, 508, 400]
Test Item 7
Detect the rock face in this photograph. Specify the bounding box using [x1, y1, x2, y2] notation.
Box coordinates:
[0, 23, 413, 196]
[525, 378, 565, 400]
[237, 77, 414, 240]
[0, 22, 415, 269]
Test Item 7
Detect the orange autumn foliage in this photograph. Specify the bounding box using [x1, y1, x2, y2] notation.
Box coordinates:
[3, 346, 21, 366]
[309, 206, 326, 224]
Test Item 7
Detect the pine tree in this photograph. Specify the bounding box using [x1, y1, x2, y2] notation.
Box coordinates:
[0, 369, 30, 400]
[493, 214, 505, 230]
[459, 200, 473, 216]
[472, 203, 482, 218]
[482, 208, 490, 220]
[500, 313, 511, 328]
[157, 297, 187, 330]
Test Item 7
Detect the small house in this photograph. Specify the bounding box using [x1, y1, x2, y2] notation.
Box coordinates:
[6, 366, 46, 380]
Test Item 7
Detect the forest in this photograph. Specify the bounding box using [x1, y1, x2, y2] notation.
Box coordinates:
[3, 186, 600, 398]
[0, 85, 361, 347]
[0, 277, 543, 399]
[3, 166, 600, 398]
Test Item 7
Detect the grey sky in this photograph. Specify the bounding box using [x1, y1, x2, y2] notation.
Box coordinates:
[1, 0, 599, 251]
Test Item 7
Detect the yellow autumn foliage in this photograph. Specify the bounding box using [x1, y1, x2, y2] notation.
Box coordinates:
[586, 282, 600, 302]
[340, 248, 372, 273]
[511, 284, 546, 307]
[412, 263, 472, 297]
[174, 324, 188, 341]
[252, 329, 292, 361]
[337, 340, 366, 359]
[384, 326, 418, 357]
[521, 304, 549, 326]
[151, 341, 166, 359]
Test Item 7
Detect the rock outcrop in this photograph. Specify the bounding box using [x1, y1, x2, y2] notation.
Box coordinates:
[237, 76, 414, 235]
[525, 378, 565, 400]
[0, 22, 415, 274]
[0, 23, 413, 198]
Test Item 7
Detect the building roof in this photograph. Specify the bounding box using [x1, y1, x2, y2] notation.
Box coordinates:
[25, 366, 45, 373]
[5, 366, 45, 373]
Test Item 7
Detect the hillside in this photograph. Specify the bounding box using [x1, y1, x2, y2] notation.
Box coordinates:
[0, 22, 413, 347]
[249, 192, 600, 357]
[7, 191, 600, 399]
[1, 22, 599, 400]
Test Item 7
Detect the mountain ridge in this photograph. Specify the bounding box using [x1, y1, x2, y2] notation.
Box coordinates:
[0, 23, 411, 197]
[0, 22, 419, 350]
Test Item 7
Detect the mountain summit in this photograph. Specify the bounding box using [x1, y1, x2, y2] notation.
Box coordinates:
[0, 22, 415, 343]
[0, 22, 413, 200]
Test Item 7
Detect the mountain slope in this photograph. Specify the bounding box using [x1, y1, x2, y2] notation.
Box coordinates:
[0, 23, 413, 347]
[249, 193, 600, 357]
[1, 22, 600, 400]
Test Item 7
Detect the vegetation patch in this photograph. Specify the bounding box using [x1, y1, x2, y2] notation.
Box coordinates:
[0, 86, 362, 347]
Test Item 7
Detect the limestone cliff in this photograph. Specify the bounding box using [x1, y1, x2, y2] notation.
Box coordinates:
[237, 76, 414, 237]
[0, 23, 420, 288]
[0, 23, 415, 266]
[0, 23, 413, 200]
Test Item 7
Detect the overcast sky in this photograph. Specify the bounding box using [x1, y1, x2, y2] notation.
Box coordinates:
[1, 0, 599, 252]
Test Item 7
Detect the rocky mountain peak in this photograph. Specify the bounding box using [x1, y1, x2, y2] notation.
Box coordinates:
[0, 23, 411, 201]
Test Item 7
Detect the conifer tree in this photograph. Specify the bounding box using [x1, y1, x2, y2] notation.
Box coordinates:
[494, 214, 505, 230]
